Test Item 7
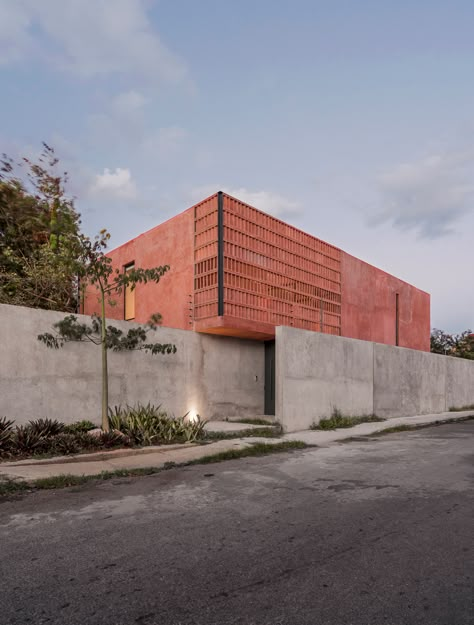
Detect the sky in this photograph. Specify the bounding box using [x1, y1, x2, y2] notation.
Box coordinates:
[1, 0, 474, 332]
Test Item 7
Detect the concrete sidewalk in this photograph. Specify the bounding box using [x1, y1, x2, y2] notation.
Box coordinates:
[0, 437, 282, 482]
[282, 410, 474, 444]
[0, 411, 472, 483]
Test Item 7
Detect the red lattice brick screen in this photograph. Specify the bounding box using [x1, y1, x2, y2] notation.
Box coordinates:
[193, 193, 342, 336]
[222, 195, 341, 335]
[194, 195, 219, 321]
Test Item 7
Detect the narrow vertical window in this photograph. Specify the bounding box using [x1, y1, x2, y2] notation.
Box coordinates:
[395, 293, 399, 346]
[124, 263, 135, 320]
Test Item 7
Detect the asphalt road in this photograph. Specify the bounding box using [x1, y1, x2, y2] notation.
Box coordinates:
[1, 422, 473, 625]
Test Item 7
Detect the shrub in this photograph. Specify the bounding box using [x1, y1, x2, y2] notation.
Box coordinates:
[1, 409, 204, 460]
[48, 431, 114, 455]
[74, 431, 102, 449]
[0, 417, 14, 454]
[13, 425, 46, 453]
[28, 418, 65, 437]
[48, 433, 82, 455]
[99, 431, 131, 448]
[4, 425, 101, 458]
[109, 403, 207, 445]
[64, 420, 97, 434]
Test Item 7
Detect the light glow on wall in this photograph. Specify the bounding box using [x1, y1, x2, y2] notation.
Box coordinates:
[187, 409, 198, 423]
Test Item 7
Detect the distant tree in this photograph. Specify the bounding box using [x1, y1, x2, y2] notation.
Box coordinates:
[38, 229, 176, 431]
[0, 144, 81, 311]
[430, 328, 456, 355]
[430, 328, 474, 359]
[453, 330, 474, 360]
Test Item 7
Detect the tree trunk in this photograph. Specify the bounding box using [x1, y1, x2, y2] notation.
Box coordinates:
[100, 292, 109, 431]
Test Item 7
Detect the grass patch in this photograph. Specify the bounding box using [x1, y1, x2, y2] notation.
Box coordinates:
[374, 414, 474, 437]
[0, 441, 310, 497]
[204, 425, 281, 440]
[225, 418, 275, 426]
[311, 410, 385, 431]
[449, 404, 474, 412]
[0, 479, 30, 497]
[33, 474, 95, 489]
[374, 424, 414, 435]
[186, 441, 307, 465]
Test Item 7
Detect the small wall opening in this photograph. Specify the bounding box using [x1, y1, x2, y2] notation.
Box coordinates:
[124, 263, 135, 320]
[395, 293, 400, 346]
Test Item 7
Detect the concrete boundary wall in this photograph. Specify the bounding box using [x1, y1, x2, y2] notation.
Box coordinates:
[373, 344, 447, 418]
[3, 306, 474, 432]
[275, 326, 374, 432]
[0, 304, 264, 426]
[276, 326, 474, 431]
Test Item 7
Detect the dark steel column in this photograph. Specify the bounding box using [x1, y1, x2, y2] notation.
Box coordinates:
[217, 191, 224, 316]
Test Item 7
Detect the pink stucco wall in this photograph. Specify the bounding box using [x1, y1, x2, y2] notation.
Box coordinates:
[82, 207, 195, 330]
[340, 252, 430, 352]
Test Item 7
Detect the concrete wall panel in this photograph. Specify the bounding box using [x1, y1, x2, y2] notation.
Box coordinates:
[276, 326, 374, 431]
[276, 326, 474, 432]
[445, 357, 474, 410]
[4, 306, 474, 432]
[373, 344, 446, 418]
[0, 304, 264, 425]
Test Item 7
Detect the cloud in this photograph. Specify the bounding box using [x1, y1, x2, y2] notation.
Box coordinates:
[87, 90, 150, 142]
[191, 186, 301, 219]
[90, 167, 137, 200]
[372, 150, 474, 238]
[111, 90, 149, 118]
[0, 2, 33, 65]
[0, 0, 187, 84]
[142, 126, 188, 159]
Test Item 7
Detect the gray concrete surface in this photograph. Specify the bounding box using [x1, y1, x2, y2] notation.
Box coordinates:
[276, 326, 374, 431]
[446, 355, 474, 409]
[0, 304, 264, 425]
[0, 421, 473, 625]
[373, 343, 447, 417]
[282, 410, 474, 444]
[0, 437, 282, 481]
[204, 421, 277, 433]
[276, 325, 474, 430]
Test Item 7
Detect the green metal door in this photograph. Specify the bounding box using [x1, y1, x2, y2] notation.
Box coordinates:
[264, 340, 276, 415]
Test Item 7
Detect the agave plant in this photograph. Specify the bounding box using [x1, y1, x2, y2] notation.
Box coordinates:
[99, 430, 130, 448]
[28, 418, 65, 437]
[109, 404, 207, 446]
[0, 417, 14, 454]
[181, 414, 207, 442]
[13, 425, 46, 453]
[48, 432, 82, 455]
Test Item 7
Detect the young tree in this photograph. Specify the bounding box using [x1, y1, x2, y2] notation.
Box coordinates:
[38, 229, 176, 431]
[0, 144, 81, 311]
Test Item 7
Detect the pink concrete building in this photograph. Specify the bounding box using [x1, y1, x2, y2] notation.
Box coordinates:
[83, 191, 430, 351]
